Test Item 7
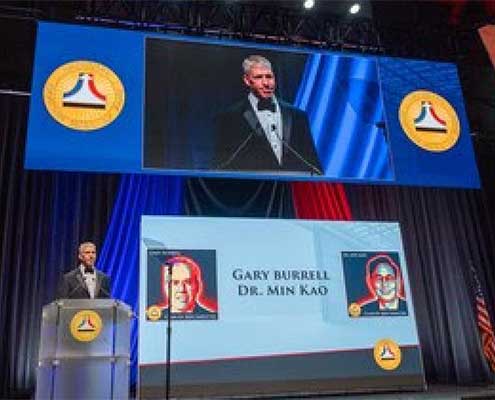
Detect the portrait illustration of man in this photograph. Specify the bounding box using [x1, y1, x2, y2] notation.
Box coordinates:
[147, 254, 218, 320]
[352, 254, 408, 317]
[214, 55, 322, 174]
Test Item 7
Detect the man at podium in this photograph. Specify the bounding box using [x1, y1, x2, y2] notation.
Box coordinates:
[56, 241, 112, 299]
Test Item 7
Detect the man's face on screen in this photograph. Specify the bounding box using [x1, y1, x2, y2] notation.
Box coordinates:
[78, 244, 96, 268]
[165, 263, 198, 313]
[243, 63, 276, 100]
[371, 263, 397, 302]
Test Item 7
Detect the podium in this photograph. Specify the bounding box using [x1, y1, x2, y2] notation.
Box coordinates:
[36, 299, 132, 400]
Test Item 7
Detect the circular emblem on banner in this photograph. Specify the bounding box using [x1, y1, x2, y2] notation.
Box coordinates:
[348, 302, 362, 317]
[70, 310, 103, 342]
[43, 60, 125, 131]
[146, 305, 163, 321]
[398, 90, 460, 152]
[373, 338, 402, 370]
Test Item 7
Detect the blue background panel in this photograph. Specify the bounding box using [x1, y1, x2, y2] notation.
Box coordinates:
[378, 57, 480, 188]
[26, 22, 144, 172]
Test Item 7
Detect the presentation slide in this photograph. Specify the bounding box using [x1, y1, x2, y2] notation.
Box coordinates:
[25, 22, 479, 188]
[139, 216, 425, 398]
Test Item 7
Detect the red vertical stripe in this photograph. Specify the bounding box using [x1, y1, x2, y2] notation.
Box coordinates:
[479, 25, 495, 70]
[476, 295, 495, 372]
[291, 182, 352, 220]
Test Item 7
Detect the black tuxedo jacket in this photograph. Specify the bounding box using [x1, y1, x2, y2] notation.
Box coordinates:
[56, 267, 111, 299]
[213, 98, 322, 174]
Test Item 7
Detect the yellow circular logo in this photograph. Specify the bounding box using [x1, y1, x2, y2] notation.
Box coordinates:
[399, 90, 460, 152]
[373, 338, 402, 370]
[43, 60, 125, 131]
[146, 306, 163, 321]
[348, 302, 362, 317]
[70, 310, 103, 342]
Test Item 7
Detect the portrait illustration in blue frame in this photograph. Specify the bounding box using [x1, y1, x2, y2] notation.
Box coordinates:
[342, 251, 408, 317]
[146, 249, 218, 321]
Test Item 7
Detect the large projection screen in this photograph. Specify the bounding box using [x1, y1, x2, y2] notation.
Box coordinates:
[25, 22, 479, 188]
[139, 216, 425, 398]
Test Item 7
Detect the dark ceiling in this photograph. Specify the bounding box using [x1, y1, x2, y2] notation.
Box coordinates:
[0, 0, 494, 144]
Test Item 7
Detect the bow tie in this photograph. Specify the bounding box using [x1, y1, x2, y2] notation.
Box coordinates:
[84, 267, 95, 274]
[257, 98, 276, 113]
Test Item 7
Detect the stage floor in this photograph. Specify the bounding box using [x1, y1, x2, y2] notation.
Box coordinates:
[162, 385, 495, 400]
[256, 385, 495, 400]
[297, 384, 495, 399]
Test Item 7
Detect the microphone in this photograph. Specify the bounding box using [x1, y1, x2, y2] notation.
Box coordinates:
[272, 127, 323, 176]
[66, 279, 87, 298]
[215, 130, 257, 170]
[374, 121, 390, 144]
[72, 271, 111, 299]
[215, 109, 265, 170]
[98, 281, 111, 298]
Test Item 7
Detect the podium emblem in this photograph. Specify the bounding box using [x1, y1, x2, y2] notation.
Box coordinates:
[43, 60, 125, 131]
[70, 310, 103, 342]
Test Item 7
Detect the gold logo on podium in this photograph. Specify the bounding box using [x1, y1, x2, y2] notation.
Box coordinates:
[70, 310, 103, 342]
[399, 90, 460, 152]
[43, 60, 125, 131]
[373, 338, 402, 370]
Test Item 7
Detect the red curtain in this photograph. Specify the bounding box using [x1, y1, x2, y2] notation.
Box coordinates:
[479, 25, 495, 70]
[291, 182, 352, 220]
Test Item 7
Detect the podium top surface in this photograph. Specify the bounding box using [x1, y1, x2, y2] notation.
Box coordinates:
[46, 298, 132, 312]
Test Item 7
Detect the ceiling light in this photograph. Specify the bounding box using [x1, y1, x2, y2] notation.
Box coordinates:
[303, 0, 315, 10]
[349, 3, 361, 14]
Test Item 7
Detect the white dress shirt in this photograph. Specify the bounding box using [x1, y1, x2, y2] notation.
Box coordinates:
[80, 264, 96, 299]
[248, 93, 283, 165]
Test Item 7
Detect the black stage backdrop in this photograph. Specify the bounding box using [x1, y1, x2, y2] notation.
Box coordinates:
[0, 94, 120, 397]
[1, 92, 495, 397]
[346, 165, 495, 384]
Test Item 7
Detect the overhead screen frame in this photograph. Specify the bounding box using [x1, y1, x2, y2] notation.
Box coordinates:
[25, 21, 480, 188]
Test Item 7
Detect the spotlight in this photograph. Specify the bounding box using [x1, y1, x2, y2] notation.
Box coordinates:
[349, 3, 360, 14]
[303, 0, 315, 10]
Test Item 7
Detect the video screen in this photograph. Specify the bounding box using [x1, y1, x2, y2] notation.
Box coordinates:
[144, 38, 392, 180]
[25, 22, 479, 187]
[139, 217, 425, 398]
